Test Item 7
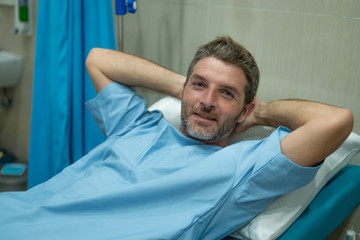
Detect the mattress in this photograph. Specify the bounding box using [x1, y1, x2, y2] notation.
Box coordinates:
[279, 164, 360, 240]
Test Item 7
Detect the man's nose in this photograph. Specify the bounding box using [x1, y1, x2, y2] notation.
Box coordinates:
[201, 89, 216, 112]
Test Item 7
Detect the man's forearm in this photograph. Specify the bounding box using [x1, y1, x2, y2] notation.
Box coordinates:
[86, 48, 185, 98]
[253, 99, 340, 130]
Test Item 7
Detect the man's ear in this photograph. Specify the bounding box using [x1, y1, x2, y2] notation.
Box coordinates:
[237, 102, 256, 124]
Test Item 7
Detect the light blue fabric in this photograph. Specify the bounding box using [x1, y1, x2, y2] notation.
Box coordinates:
[1, 82, 319, 240]
[28, 1, 115, 188]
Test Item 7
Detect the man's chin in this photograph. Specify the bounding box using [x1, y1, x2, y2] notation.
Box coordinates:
[185, 126, 223, 141]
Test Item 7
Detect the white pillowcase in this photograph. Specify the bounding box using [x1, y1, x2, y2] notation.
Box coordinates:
[148, 96, 182, 130]
[148, 96, 360, 240]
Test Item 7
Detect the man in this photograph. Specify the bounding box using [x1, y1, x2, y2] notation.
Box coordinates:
[0, 37, 353, 240]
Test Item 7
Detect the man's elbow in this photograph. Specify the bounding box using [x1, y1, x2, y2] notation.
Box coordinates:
[85, 48, 113, 93]
[86, 48, 102, 70]
[335, 108, 354, 140]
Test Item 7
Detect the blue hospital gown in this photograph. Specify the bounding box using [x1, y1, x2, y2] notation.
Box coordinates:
[0, 82, 319, 240]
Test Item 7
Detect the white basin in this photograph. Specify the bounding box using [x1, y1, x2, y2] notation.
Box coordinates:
[0, 51, 23, 87]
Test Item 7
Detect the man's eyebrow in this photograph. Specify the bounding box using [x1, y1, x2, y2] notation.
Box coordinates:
[190, 74, 207, 82]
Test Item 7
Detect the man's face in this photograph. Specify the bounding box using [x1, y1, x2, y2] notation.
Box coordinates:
[180, 57, 249, 147]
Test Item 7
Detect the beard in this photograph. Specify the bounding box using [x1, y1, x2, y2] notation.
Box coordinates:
[180, 101, 241, 142]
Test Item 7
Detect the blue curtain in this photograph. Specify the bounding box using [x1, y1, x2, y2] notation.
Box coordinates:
[28, 1, 115, 188]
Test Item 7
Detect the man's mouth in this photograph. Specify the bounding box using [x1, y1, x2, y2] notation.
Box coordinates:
[193, 112, 217, 122]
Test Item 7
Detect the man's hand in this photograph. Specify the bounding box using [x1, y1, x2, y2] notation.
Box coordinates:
[231, 97, 263, 136]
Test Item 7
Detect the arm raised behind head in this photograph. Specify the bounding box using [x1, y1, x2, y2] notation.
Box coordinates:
[235, 98, 353, 167]
[85, 48, 185, 98]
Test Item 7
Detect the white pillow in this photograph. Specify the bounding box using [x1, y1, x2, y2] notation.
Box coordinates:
[148, 96, 182, 130]
[148, 96, 360, 240]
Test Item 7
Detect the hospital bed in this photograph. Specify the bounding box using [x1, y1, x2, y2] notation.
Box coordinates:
[149, 96, 360, 240]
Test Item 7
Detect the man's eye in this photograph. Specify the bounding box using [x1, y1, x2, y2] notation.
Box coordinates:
[193, 82, 205, 87]
[222, 90, 234, 98]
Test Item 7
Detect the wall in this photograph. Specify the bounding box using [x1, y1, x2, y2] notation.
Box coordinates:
[0, 2, 36, 162]
[122, 0, 360, 165]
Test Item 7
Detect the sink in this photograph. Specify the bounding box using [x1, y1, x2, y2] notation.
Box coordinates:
[0, 51, 23, 87]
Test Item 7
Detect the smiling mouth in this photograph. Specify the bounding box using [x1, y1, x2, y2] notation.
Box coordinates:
[194, 112, 217, 121]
